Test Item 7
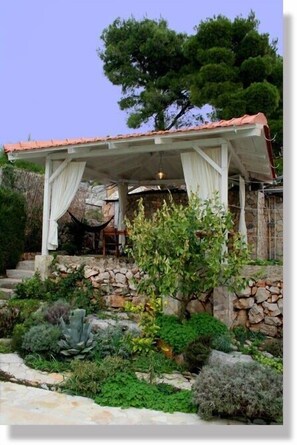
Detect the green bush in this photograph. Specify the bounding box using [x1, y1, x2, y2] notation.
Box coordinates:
[94, 325, 135, 359]
[95, 371, 196, 414]
[24, 354, 72, 373]
[0, 306, 20, 337]
[11, 323, 31, 353]
[183, 335, 212, 373]
[14, 273, 48, 300]
[192, 361, 283, 423]
[211, 333, 234, 353]
[260, 338, 283, 358]
[22, 323, 61, 356]
[130, 351, 184, 374]
[157, 313, 229, 354]
[0, 187, 26, 273]
[8, 299, 41, 322]
[64, 356, 128, 398]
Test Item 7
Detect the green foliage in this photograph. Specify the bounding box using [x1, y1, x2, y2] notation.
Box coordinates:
[126, 195, 249, 320]
[95, 372, 196, 413]
[0, 341, 13, 353]
[58, 309, 96, 359]
[260, 338, 283, 358]
[22, 323, 61, 356]
[183, 335, 212, 373]
[157, 313, 229, 354]
[232, 325, 265, 346]
[24, 353, 72, 373]
[211, 333, 234, 353]
[99, 17, 195, 131]
[192, 361, 283, 423]
[0, 306, 20, 337]
[64, 356, 128, 398]
[13, 267, 99, 314]
[0, 150, 44, 173]
[0, 187, 26, 273]
[11, 323, 29, 353]
[252, 351, 283, 373]
[93, 324, 134, 359]
[124, 293, 162, 353]
[99, 12, 282, 165]
[8, 299, 41, 322]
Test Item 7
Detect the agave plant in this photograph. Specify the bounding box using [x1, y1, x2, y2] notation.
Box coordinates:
[58, 309, 96, 359]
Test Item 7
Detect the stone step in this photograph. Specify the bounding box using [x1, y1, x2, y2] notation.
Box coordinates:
[0, 288, 15, 300]
[16, 260, 35, 271]
[6, 269, 34, 279]
[0, 278, 22, 289]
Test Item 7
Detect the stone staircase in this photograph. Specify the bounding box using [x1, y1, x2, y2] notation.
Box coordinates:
[0, 260, 35, 306]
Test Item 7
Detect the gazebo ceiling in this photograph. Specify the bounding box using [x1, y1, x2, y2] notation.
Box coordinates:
[4, 113, 276, 184]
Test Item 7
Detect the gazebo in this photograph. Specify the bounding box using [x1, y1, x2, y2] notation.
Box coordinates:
[4, 113, 275, 261]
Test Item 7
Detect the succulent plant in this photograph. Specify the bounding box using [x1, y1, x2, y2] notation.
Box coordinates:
[58, 309, 96, 359]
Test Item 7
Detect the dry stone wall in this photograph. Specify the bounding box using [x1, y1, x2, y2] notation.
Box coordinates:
[46, 256, 283, 337]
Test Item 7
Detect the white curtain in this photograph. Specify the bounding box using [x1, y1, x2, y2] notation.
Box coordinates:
[181, 148, 221, 200]
[239, 175, 247, 243]
[48, 161, 86, 250]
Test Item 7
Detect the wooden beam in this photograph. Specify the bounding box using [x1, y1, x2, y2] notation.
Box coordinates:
[49, 158, 71, 184]
[228, 141, 249, 179]
[193, 145, 222, 175]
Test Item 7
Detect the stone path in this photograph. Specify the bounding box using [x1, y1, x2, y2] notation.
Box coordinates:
[0, 353, 243, 425]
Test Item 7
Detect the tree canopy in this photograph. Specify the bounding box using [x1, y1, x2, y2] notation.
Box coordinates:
[98, 11, 282, 161]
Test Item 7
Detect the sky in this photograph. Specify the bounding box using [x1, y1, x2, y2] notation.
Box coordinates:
[0, 0, 284, 146]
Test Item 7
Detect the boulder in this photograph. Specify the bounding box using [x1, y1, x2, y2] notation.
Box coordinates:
[255, 288, 269, 303]
[207, 350, 254, 367]
[248, 304, 264, 324]
[233, 297, 254, 310]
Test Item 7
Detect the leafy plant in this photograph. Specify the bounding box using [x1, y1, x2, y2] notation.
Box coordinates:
[58, 309, 96, 359]
[259, 338, 283, 358]
[192, 361, 283, 423]
[8, 299, 41, 322]
[14, 273, 47, 300]
[0, 341, 13, 353]
[252, 351, 283, 373]
[183, 335, 212, 373]
[126, 194, 249, 319]
[0, 187, 26, 273]
[11, 323, 30, 353]
[130, 351, 184, 374]
[95, 372, 196, 414]
[157, 313, 229, 354]
[22, 323, 61, 356]
[211, 333, 234, 353]
[0, 306, 20, 337]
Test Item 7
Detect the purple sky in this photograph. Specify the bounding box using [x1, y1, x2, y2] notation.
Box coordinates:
[0, 0, 283, 145]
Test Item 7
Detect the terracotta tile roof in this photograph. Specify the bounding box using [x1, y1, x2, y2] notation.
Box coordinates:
[4, 113, 268, 153]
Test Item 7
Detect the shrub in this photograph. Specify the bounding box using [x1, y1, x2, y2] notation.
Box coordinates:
[259, 338, 283, 358]
[211, 333, 234, 353]
[11, 323, 30, 353]
[157, 313, 229, 354]
[64, 356, 128, 398]
[94, 325, 134, 359]
[22, 323, 61, 356]
[8, 299, 41, 322]
[42, 300, 71, 325]
[24, 354, 72, 373]
[183, 335, 212, 373]
[192, 361, 283, 423]
[0, 306, 20, 337]
[14, 273, 48, 300]
[0, 187, 26, 273]
[130, 351, 184, 374]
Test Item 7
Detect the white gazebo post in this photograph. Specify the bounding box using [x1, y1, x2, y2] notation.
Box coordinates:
[117, 183, 128, 250]
[41, 157, 53, 256]
[220, 142, 229, 209]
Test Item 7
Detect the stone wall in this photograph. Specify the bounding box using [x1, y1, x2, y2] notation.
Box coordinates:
[36, 256, 283, 337]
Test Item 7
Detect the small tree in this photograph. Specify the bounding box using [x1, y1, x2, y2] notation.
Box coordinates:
[126, 194, 249, 320]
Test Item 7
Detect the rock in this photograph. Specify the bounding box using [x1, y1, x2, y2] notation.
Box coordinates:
[248, 304, 264, 324]
[105, 294, 126, 308]
[208, 350, 254, 367]
[233, 297, 254, 310]
[115, 273, 126, 285]
[232, 309, 248, 327]
[186, 299, 205, 313]
[249, 323, 278, 337]
[264, 316, 282, 326]
[262, 302, 281, 316]
[277, 298, 283, 314]
[84, 268, 98, 279]
[269, 286, 280, 295]
[236, 286, 251, 298]
[119, 268, 127, 275]
[271, 294, 280, 303]
[126, 271, 133, 280]
[255, 288, 269, 303]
